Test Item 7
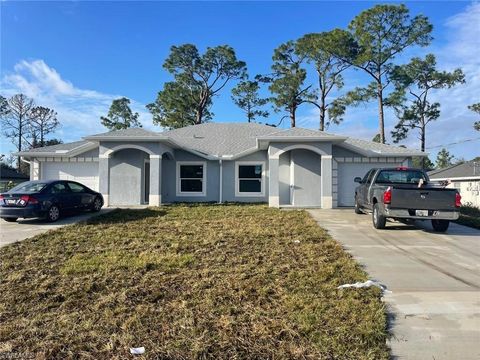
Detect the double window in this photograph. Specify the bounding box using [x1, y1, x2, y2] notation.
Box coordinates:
[235, 162, 265, 196]
[176, 162, 206, 196]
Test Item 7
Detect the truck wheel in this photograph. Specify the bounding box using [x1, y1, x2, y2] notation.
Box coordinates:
[431, 219, 449, 232]
[354, 196, 363, 214]
[372, 203, 386, 229]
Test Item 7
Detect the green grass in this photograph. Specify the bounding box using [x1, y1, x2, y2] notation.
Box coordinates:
[0, 205, 389, 359]
[456, 204, 480, 230]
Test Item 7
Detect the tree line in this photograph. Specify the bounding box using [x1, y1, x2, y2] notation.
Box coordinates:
[2, 4, 479, 173]
[0, 94, 61, 171]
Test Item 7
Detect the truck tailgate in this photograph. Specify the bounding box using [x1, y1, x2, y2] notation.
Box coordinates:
[391, 187, 457, 210]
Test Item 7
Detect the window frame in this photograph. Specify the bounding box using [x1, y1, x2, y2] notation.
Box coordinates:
[176, 161, 207, 197]
[235, 161, 266, 197]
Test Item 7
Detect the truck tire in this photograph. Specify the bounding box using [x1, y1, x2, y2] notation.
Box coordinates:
[354, 196, 363, 214]
[372, 203, 386, 229]
[431, 219, 449, 232]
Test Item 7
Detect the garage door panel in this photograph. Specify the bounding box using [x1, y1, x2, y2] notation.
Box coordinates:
[41, 162, 99, 191]
[337, 162, 401, 207]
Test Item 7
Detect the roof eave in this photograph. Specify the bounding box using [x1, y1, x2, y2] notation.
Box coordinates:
[83, 136, 169, 142]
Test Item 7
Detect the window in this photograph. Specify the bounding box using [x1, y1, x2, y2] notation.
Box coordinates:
[10, 182, 48, 194]
[68, 182, 87, 193]
[176, 162, 206, 196]
[235, 162, 265, 196]
[375, 170, 427, 184]
[50, 183, 69, 194]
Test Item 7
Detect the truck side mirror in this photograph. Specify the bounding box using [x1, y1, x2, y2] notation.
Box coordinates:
[354, 177, 362, 183]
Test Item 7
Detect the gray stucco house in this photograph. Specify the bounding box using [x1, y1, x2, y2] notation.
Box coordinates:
[15, 123, 424, 208]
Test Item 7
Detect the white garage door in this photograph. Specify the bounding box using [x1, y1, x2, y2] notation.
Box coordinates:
[337, 162, 401, 206]
[42, 162, 99, 191]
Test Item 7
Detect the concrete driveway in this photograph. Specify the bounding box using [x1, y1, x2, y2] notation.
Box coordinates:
[308, 208, 480, 360]
[0, 208, 113, 248]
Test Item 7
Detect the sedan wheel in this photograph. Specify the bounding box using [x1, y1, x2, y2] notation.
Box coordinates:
[92, 197, 102, 212]
[47, 205, 60, 222]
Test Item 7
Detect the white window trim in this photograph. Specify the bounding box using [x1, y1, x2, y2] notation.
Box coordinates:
[235, 161, 266, 197]
[176, 161, 207, 197]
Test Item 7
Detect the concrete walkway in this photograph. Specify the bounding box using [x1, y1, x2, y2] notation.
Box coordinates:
[308, 208, 480, 360]
[0, 208, 113, 248]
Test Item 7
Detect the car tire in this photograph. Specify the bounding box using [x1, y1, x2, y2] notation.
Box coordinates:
[46, 205, 61, 222]
[372, 203, 386, 229]
[2, 217, 18, 222]
[431, 219, 449, 232]
[91, 197, 103, 212]
[354, 196, 363, 214]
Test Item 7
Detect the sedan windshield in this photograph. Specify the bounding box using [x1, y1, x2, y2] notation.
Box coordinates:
[8, 182, 48, 193]
[375, 170, 427, 185]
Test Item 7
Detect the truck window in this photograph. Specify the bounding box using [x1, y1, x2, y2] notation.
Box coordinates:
[375, 170, 427, 185]
[366, 170, 376, 184]
[361, 169, 374, 184]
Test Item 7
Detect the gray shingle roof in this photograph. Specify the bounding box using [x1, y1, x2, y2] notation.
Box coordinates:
[428, 161, 480, 179]
[264, 127, 337, 137]
[343, 137, 425, 156]
[86, 127, 161, 138]
[19, 140, 92, 153]
[164, 123, 278, 156]
[15, 122, 425, 158]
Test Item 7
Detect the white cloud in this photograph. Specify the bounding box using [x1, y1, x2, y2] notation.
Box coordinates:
[1, 59, 155, 154]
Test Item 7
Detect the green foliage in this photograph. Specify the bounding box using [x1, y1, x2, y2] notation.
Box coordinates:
[231, 77, 269, 122]
[337, 4, 433, 143]
[436, 148, 454, 169]
[148, 44, 246, 129]
[147, 82, 213, 129]
[372, 134, 381, 143]
[469, 103, 480, 131]
[101, 97, 141, 130]
[296, 30, 352, 130]
[412, 156, 435, 170]
[390, 54, 465, 151]
[29, 106, 59, 147]
[269, 41, 316, 127]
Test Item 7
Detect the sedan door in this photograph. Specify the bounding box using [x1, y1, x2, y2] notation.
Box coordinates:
[67, 182, 94, 209]
[49, 182, 74, 210]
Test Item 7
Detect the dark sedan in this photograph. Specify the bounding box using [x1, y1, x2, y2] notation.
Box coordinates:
[0, 180, 103, 222]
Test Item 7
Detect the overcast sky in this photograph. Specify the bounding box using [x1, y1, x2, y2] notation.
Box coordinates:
[1, 1, 479, 161]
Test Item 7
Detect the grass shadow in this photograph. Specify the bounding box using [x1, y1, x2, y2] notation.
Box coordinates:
[85, 208, 166, 225]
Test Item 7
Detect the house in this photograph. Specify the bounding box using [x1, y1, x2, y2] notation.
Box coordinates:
[429, 161, 480, 207]
[15, 123, 425, 208]
[0, 164, 29, 192]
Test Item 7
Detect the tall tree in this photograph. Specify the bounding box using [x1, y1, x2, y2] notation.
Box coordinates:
[296, 30, 352, 130]
[0, 94, 36, 170]
[469, 103, 480, 131]
[147, 82, 212, 129]
[231, 77, 269, 122]
[269, 41, 316, 127]
[101, 97, 141, 130]
[390, 54, 465, 158]
[436, 148, 454, 169]
[148, 44, 246, 128]
[338, 4, 433, 143]
[29, 106, 59, 147]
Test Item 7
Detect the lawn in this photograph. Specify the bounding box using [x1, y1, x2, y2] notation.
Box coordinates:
[0, 205, 388, 359]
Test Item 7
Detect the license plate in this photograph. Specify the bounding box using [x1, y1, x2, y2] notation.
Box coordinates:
[6, 199, 16, 205]
[415, 210, 429, 217]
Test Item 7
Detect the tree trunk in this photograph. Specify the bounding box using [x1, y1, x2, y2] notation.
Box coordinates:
[377, 80, 385, 144]
[420, 124, 426, 169]
[195, 107, 203, 125]
[290, 107, 296, 128]
[17, 114, 22, 170]
[319, 103, 326, 131]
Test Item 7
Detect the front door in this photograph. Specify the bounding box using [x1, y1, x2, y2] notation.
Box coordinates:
[291, 149, 322, 207]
